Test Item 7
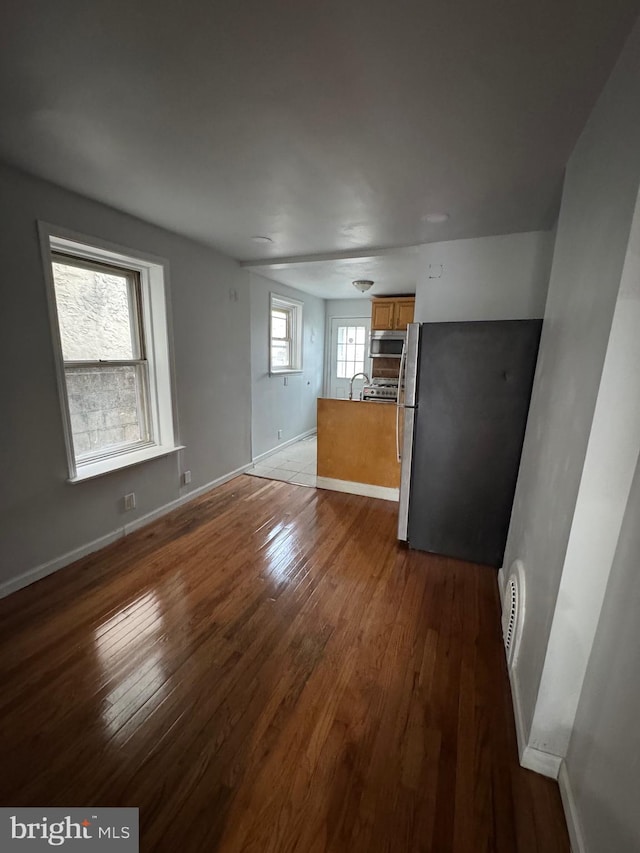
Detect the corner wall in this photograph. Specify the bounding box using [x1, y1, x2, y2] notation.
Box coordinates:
[563, 451, 640, 852]
[250, 273, 325, 459]
[502, 17, 640, 763]
[527, 193, 640, 761]
[0, 163, 252, 593]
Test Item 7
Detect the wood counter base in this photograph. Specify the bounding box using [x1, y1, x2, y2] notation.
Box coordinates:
[317, 398, 400, 495]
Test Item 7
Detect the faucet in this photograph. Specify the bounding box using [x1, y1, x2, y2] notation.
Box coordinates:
[348, 372, 370, 401]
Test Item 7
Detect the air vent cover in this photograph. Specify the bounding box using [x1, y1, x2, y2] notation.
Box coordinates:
[502, 560, 526, 669]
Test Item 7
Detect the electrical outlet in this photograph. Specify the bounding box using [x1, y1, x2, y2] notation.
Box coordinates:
[277, 429, 283, 440]
[124, 492, 136, 511]
[182, 470, 192, 485]
[283, 376, 288, 387]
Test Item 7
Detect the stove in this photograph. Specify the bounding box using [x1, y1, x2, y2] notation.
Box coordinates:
[361, 379, 399, 402]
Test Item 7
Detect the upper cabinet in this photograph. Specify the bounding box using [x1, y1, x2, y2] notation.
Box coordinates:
[394, 299, 416, 330]
[371, 299, 395, 331]
[371, 297, 415, 331]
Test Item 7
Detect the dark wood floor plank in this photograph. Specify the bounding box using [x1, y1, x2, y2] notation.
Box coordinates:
[0, 475, 569, 852]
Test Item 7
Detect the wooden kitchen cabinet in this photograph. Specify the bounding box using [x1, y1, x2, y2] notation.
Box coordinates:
[317, 398, 400, 489]
[371, 299, 395, 330]
[394, 299, 416, 329]
[371, 297, 415, 330]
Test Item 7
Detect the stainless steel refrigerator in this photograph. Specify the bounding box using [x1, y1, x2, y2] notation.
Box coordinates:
[396, 320, 542, 567]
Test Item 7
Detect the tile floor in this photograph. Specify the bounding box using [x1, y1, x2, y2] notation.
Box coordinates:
[247, 435, 317, 487]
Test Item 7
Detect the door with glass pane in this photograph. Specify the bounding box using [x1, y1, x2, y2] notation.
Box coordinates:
[329, 317, 371, 399]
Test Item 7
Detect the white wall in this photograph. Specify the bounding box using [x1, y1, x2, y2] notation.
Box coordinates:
[528, 193, 640, 759]
[502, 17, 640, 759]
[414, 230, 554, 322]
[250, 273, 325, 459]
[564, 452, 640, 852]
[0, 163, 252, 594]
[324, 298, 372, 323]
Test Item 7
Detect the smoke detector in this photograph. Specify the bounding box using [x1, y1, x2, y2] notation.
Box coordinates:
[352, 279, 374, 293]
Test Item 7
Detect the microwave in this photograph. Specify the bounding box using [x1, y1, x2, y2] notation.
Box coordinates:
[369, 329, 406, 358]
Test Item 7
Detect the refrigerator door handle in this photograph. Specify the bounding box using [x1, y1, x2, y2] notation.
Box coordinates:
[397, 405, 415, 541]
[397, 340, 407, 405]
[403, 323, 420, 408]
[396, 341, 407, 462]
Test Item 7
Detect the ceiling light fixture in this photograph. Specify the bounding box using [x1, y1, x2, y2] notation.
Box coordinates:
[352, 279, 374, 293]
[251, 235, 273, 244]
[423, 212, 450, 224]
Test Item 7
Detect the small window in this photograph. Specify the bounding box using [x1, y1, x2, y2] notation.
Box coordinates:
[41, 225, 180, 481]
[336, 325, 366, 378]
[270, 294, 303, 373]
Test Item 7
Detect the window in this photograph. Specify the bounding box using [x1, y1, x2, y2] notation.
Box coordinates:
[270, 294, 303, 373]
[336, 325, 366, 378]
[41, 225, 180, 482]
[51, 254, 151, 461]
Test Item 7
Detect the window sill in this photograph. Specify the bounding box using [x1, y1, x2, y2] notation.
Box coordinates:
[269, 369, 303, 376]
[68, 444, 185, 483]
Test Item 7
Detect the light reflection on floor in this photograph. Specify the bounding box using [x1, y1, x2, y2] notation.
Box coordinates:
[94, 590, 168, 742]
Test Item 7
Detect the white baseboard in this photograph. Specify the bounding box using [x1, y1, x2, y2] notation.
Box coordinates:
[558, 760, 586, 853]
[508, 667, 528, 758]
[124, 462, 252, 534]
[0, 462, 252, 600]
[507, 659, 562, 779]
[316, 476, 399, 502]
[497, 571, 562, 781]
[0, 528, 124, 600]
[521, 745, 562, 779]
[498, 566, 506, 599]
[252, 428, 317, 465]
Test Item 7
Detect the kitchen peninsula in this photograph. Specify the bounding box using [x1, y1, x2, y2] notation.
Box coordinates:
[316, 398, 400, 500]
[316, 295, 414, 499]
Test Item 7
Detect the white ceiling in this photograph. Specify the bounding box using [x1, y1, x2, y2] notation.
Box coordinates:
[243, 247, 419, 299]
[0, 0, 637, 297]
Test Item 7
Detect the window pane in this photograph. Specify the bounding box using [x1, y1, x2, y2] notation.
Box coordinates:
[271, 309, 289, 340]
[336, 324, 366, 379]
[269, 295, 302, 371]
[271, 340, 290, 369]
[65, 364, 149, 458]
[53, 261, 139, 360]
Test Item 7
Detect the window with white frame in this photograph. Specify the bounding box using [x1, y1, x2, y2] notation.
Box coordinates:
[41, 225, 180, 481]
[270, 294, 303, 373]
[336, 325, 367, 378]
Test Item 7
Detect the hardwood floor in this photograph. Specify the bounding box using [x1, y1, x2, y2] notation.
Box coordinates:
[0, 475, 569, 852]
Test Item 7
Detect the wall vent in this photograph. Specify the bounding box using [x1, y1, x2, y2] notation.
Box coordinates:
[502, 560, 526, 669]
